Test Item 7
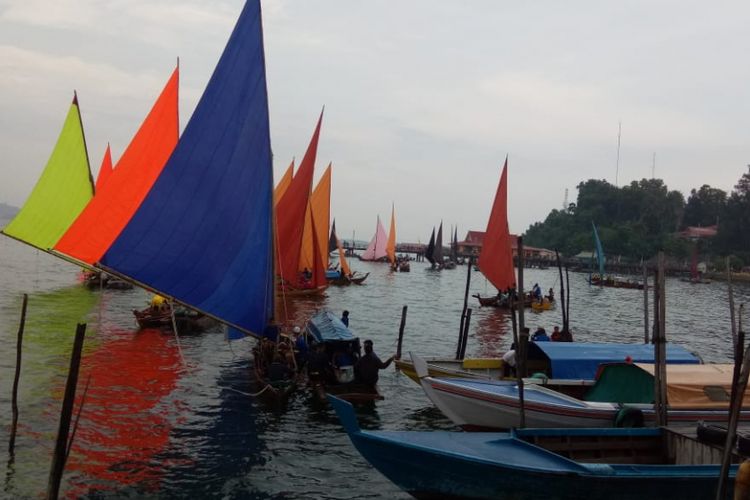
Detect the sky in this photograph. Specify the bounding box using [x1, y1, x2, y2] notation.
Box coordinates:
[1, 0, 749, 243]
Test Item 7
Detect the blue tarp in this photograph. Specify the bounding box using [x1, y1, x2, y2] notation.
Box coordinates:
[529, 342, 700, 380]
[101, 1, 274, 337]
[306, 311, 356, 343]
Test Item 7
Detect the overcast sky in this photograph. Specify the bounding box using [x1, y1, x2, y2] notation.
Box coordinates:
[1, 0, 749, 243]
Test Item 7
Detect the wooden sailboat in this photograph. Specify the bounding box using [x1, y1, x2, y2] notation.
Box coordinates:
[473, 159, 518, 306]
[1, 94, 95, 252]
[588, 222, 644, 289]
[424, 227, 436, 267]
[53, 0, 278, 339]
[275, 112, 328, 297]
[361, 216, 388, 261]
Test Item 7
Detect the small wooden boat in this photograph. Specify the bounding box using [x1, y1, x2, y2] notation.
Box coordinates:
[82, 270, 134, 290]
[348, 272, 369, 285]
[589, 275, 644, 289]
[306, 311, 383, 403]
[531, 298, 554, 311]
[472, 293, 533, 308]
[277, 282, 328, 296]
[133, 304, 216, 333]
[414, 356, 744, 431]
[398, 262, 410, 272]
[330, 395, 740, 500]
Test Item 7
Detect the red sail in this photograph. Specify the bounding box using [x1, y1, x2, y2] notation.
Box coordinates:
[275, 110, 323, 286]
[478, 159, 515, 292]
[94, 144, 113, 192]
[55, 67, 179, 264]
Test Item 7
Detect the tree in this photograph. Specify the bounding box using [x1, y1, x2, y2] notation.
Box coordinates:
[682, 184, 726, 228]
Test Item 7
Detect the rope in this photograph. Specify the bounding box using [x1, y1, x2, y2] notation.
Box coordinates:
[221, 384, 274, 397]
[169, 299, 188, 369]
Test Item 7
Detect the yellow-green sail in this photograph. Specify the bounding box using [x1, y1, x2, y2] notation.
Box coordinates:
[2, 94, 94, 250]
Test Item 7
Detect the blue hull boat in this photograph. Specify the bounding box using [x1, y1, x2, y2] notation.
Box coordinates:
[330, 396, 738, 499]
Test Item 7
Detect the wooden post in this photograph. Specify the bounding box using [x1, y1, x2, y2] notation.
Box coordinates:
[395, 305, 408, 361]
[643, 264, 649, 344]
[459, 308, 472, 360]
[556, 250, 567, 331]
[717, 342, 750, 500]
[457, 256, 473, 359]
[47, 323, 86, 500]
[653, 252, 668, 427]
[565, 265, 571, 331]
[517, 237, 525, 333]
[728, 256, 738, 355]
[8, 294, 28, 456]
[517, 328, 529, 428]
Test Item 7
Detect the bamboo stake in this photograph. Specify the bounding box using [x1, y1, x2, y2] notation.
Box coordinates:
[517, 237, 525, 333]
[655, 252, 668, 427]
[396, 306, 408, 361]
[8, 294, 28, 456]
[459, 309, 472, 360]
[555, 250, 567, 331]
[565, 265, 571, 331]
[457, 257, 473, 359]
[717, 341, 750, 500]
[643, 264, 649, 344]
[729, 257, 738, 355]
[517, 327, 529, 428]
[47, 323, 86, 500]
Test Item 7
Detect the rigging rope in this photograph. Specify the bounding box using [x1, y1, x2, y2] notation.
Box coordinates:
[169, 299, 188, 370]
[220, 384, 274, 397]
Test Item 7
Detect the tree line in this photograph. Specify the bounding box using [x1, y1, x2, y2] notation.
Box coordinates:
[523, 166, 750, 268]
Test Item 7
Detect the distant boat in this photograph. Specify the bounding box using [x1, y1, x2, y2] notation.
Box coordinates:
[424, 227, 436, 267]
[361, 216, 388, 261]
[329, 234, 369, 286]
[588, 221, 644, 289]
[330, 395, 740, 500]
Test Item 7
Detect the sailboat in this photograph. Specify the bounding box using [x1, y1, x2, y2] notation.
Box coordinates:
[681, 241, 711, 284]
[472, 160, 522, 307]
[360, 216, 388, 261]
[443, 225, 457, 269]
[275, 113, 328, 297]
[2, 94, 95, 252]
[588, 222, 644, 290]
[327, 223, 369, 285]
[424, 227, 436, 268]
[51, 0, 277, 339]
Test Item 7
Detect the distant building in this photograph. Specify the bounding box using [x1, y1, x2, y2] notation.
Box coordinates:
[457, 231, 555, 260]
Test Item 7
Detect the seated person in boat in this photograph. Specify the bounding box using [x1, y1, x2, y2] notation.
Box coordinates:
[550, 326, 573, 342]
[267, 353, 294, 382]
[307, 343, 331, 384]
[532, 327, 550, 342]
[355, 340, 395, 386]
[547, 288, 555, 302]
[340, 310, 350, 327]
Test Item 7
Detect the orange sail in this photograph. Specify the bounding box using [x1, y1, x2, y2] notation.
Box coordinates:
[478, 158, 515, 292]
[386, 204, 396, 265]
[55, 67, 180, 265]
[274, 159, 294, 206]
[276, 110, 323, 286]
[94, 144, 113, 192]
[337, 237, 352, 276]
[312, 164, 331, 269]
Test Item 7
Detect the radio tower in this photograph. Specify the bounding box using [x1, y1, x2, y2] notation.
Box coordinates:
[563, 188, 569, 211]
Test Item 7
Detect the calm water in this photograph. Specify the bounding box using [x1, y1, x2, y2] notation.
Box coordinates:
[1, 235, 747, 498]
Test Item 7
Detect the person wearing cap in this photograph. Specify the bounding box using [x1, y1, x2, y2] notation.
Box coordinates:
[293, 326, 308, 367]
[355, 339, 394, 386]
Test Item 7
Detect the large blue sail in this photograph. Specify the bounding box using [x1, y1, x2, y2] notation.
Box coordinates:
[592, 221, 605, 278]
[101, 0, 273, 336]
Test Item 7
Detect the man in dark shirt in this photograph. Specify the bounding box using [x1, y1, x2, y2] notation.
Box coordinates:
[355, 340, 394, 386]
[341, 310, 350, 327]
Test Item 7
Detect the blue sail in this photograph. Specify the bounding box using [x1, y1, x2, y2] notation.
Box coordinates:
[101, 0, 273, 336]
[592, 221, 605, 277]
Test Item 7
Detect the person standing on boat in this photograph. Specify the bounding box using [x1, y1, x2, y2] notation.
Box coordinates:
[340, 310, 350, 327]
[355, 340, 394, 386]
[293, 326, 308, 367]
[532, 283, 542, 302]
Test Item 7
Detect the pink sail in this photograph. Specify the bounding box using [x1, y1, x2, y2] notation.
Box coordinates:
[361, 216, 388, 261]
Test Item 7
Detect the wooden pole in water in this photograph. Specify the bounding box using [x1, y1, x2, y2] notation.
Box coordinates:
[8, 294, 28, 456]
[643, 264, 649, 344]
[654, 252, 668, 427]
[728, 257, 738, 354]
[517, 237, 525, 333]
[457, 257, 473, 359]
[555, 250, 567, 331]
[517, 327, 529, 428]
[459, 309, 472, 359]
[396, 305, 408, 361]
[565, 265, 571, 331]
[47, 323, 86, 500]
[717, 342, 750, 500]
